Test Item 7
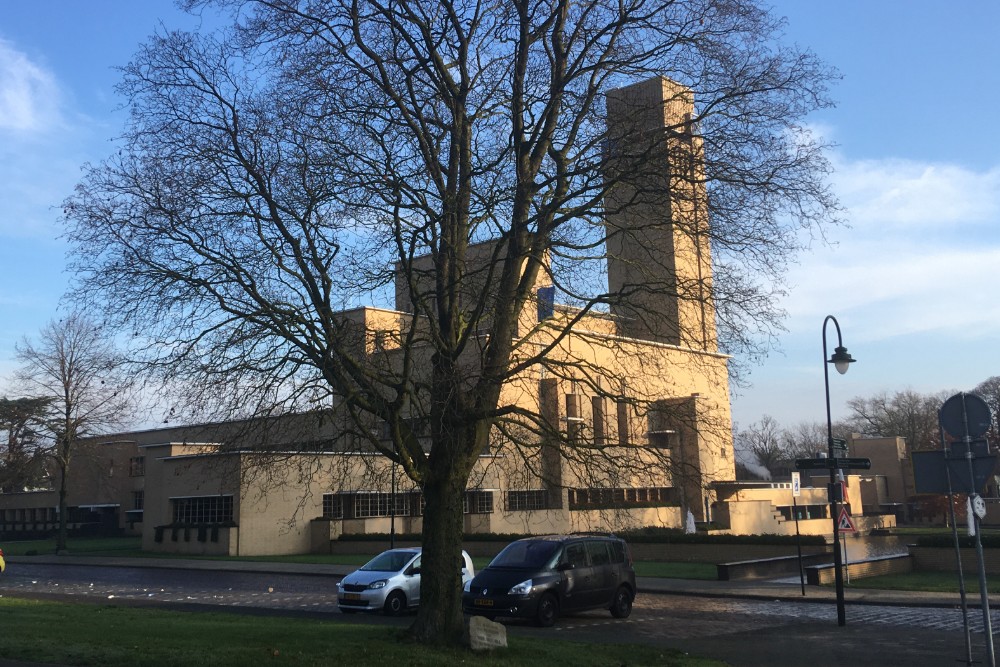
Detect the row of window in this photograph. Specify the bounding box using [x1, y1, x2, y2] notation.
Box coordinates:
[172, 495, 234, 525]
[564, 393, 680, 448]
[568, 487, 674, 509]
[0, 507, 57, 522]
[321, 491, 497, 519]
[0, 506, 114, 524]
[318, 486, 674, 519]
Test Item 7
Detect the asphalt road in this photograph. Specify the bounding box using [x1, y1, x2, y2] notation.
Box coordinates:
[0, 563, 993, 666]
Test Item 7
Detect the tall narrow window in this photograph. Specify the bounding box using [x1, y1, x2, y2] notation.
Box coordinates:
[592, 396, 606, 445]
[565, 392, 583, 441]
[617, 399, 630, 446]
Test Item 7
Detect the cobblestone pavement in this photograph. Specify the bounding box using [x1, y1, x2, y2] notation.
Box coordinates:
[1, 562, 993, 636]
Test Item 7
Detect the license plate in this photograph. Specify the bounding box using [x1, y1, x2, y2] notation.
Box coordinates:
[474, 598, 494, 607]
[343, 593, 362, 601]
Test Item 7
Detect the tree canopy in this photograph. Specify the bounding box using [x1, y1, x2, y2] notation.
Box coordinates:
[63, 0, 839, 644]
[15, 313, 135, 550]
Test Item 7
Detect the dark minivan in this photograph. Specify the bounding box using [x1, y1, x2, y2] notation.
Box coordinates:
[462, 534, 635, 627]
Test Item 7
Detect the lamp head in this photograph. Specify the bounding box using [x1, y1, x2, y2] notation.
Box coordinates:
[829, 346, 855, 375]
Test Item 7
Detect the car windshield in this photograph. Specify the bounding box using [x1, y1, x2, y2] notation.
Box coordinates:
[488, 540, 560, 569]
[359, 550, 416, 572]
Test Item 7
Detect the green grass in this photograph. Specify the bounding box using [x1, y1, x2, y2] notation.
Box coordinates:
[2, 537, 718, 579]
[882, 526, 1000, 537]
[1, 536, 143, 556]
[844, 570, 1000, 595]
[0, 597, 720, 667]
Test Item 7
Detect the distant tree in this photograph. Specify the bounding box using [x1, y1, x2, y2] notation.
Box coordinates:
[844, 389, 943, 452]
[0, 397, 53, 493]
[63, 0, 838, 644]
[735, 459, 769, 481]
[736, 415, 785, 478]
[15, 313, 135, 551]
[781, 420, 828, 459]
[973, 376, 1000, 447]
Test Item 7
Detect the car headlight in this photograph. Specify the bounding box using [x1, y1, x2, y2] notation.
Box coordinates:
[463, 579, 471, 593]
[336, 582, 343, 592]
[367, 580, 388, 590]
[508, 579, 533, 596]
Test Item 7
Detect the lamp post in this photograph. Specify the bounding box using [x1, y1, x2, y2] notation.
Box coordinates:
[823, 315, 855, 627]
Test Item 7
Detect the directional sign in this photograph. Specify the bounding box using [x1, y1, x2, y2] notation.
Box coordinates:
[796, 457, 871, 471]
[837, 507, 857, 533]
[796, 458, 835, 470]
[831, 437, 848, 451]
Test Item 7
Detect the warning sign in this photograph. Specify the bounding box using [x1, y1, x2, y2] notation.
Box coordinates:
[837, 507, 857, 533]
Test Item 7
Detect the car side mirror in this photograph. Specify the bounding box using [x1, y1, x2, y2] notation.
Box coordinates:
[408, 566, 420, 576]
[557, 561, 575, 571]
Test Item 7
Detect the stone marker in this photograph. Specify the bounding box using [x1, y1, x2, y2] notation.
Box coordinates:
[469, 615, 507, 651]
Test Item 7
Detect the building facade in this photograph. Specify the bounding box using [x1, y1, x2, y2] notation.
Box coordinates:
[0, 76, 740, 555]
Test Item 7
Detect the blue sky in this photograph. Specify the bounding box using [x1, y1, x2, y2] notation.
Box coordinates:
[1, 2, 998, 430]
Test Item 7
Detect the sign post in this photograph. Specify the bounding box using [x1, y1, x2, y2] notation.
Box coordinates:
[837, 507, 856, 585]
[791, 472, 805, 596]
[940, 392, 995, 667]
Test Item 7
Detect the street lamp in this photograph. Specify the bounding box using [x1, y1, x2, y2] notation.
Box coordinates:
[823, 315, 855, 627]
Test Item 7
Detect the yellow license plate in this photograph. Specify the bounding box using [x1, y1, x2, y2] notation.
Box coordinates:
[474, 598, 494, 607]
[343, 593, 361, 601]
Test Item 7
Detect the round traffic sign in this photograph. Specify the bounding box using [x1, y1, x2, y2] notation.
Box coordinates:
[939, 392, 992, 439]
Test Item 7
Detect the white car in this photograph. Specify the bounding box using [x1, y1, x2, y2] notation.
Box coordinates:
[336, 547, 475, 615]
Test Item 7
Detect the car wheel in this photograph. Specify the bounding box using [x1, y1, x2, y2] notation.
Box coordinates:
[383, 590, 407, 616]
[610, 586, 633, 619]
[535, 593, 559, 627]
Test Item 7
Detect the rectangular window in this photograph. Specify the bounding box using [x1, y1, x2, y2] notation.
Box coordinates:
[322, 493, 344, 519]
[592, 396, 606, 445]
[568, 487, 673, 509]
[506, 489, 549, 512]
[616, 400, 630, 446]
[586, 541, 611, 566]
[132, 491, 144, 511]
[565, 393, 583, 441]
[463, 490, 494, 514]
[129, 456, 145, 477]
[171, 495, 233, 525]
[353, 493, 408, 519]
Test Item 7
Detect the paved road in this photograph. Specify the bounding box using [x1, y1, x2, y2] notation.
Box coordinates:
[0, 561, 994, 666]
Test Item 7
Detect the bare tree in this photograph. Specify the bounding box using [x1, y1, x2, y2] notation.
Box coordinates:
[973, 376, 1000, 447]
[781, 420, 831, 459]
[15, 314, 135, 551]
[0, 397, 53, 493]
[844, 389, 944, 452]
[735, 415, 784, 478]
[63, 0, 837, 643]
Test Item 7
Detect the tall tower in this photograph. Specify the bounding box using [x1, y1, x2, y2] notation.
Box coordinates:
[604, 77, 717, 352]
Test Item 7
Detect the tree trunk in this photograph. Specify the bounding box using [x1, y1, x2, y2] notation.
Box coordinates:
[56, 454, 69, 553]
[407, 429, 478, 644]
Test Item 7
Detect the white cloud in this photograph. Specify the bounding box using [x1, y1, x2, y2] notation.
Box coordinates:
[0, 38, 61, 133]
[782, 155, 1000, 342]
[834, 158, 1000, 230]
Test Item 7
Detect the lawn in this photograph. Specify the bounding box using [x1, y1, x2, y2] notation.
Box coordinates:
[2, 537, 718, 579]
[844, 570, 1000, 595]
[0, 597, 722, 667]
